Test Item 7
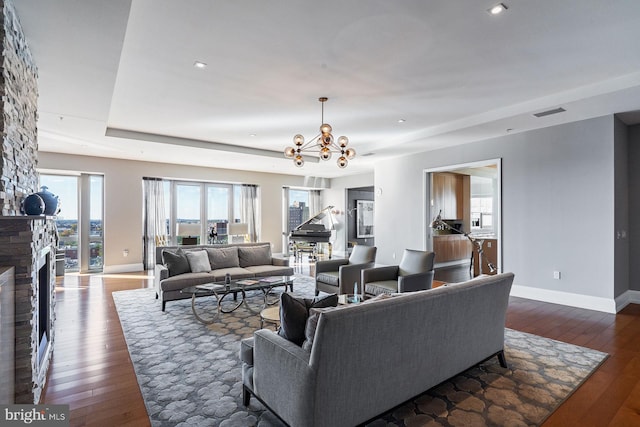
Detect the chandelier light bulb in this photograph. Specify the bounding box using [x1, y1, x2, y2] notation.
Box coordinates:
[345, 147, 356, 159]
[321, 134, 334, 146]
[293, 134, 304, 146]
[294, 155, 304, 167]
[284, 146, 296, 158]
[320, 147, 332, 160]
[337, 156, 348, 168]
[320, 123, 332, 134]
[338, 136, 349, 147]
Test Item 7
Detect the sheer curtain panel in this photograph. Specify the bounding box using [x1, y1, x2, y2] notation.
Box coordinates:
[143, 178, 168, 269]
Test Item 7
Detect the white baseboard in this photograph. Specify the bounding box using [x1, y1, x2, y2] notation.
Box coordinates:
[615, 290, 640, 312]
[510, 285, 617, 314]
[102, 263, 144, 274]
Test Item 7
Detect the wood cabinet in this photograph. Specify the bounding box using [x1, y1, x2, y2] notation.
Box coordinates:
[433, 235, 472, 263]
[432, 172, 464, 219]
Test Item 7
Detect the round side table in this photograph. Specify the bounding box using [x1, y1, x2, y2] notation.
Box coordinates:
[260, 306, 280, 329]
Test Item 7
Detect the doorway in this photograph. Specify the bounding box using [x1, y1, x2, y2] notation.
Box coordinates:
[424, 159, 501, 276]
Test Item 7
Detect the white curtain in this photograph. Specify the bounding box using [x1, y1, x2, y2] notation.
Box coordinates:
[240, 184, 259, 242]
[309, 190, 322, 217]
[143, 178, 168, 270]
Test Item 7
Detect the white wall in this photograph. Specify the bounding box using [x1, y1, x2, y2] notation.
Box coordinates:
[322, 172, 374, 255]
[38, 152, 310, 272]
[374, 116, 618, 312]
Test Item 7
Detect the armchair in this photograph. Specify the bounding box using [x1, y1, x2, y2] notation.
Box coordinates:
[362, 249, 435, 296]
[315, 245, 377, 296]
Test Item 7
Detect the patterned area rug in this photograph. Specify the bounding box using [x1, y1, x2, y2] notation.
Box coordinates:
[113, 276, 607, 427]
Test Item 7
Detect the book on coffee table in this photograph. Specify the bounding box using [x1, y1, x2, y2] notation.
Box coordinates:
[196, 283, 224, 291]
[235, 279, 259, 285]
[258, 276, 284, 283]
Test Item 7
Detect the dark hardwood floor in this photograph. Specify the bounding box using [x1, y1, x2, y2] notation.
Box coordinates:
[42, 263, 640, 426]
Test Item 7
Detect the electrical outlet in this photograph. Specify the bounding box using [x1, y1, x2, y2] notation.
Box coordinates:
[392, 252, 396, 260]
[487, 242, 492, 248]
[123, 249, 129, 257]
[553, 271, 561, 280]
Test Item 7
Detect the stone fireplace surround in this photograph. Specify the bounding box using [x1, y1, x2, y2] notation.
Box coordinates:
[0, 216, 57, 403]
[0, 0, 58, 404]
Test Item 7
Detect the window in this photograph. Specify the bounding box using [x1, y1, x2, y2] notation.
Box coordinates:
[40, 173, 104, 272]
[287, 189, 310, 232]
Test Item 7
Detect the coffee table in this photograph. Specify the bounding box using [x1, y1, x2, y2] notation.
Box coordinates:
[181, 276, 294, 324]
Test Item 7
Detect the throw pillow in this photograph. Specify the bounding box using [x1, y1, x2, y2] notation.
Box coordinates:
[277, 293, 338, 346]
[238, 244, 272, 267]
[185, 250, 212, 273]
[162, 248, 191, 277]
[206, 246, 239, 270]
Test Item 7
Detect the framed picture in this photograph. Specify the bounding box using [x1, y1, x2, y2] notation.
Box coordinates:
[356, 200, 374, 238]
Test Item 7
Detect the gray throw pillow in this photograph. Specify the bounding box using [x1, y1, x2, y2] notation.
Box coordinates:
[162, 248, 191, 277]
[185, 250, 212, 273]
[238, 245, 272, 267]
[277, 293, 338, 346]
[206, 246, 239, 269]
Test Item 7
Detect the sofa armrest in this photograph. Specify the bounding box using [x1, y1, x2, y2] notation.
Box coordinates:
[253, 330, 315, 424]
[271, 256, 290, 267]
[398, 270, 434, 293]
[240, 337, 254, 366]
[338, 262, 376, 294]
[362, 265, 399, 284]
[154, 264, 169, 293]
[315, 258, 349, 274]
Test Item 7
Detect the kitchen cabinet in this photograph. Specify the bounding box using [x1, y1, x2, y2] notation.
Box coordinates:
[432, 172, 464, 219]
[433, 235, 472, 263]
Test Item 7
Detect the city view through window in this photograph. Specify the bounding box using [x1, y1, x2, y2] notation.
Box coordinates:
[288, 189, 310, 232]
[40, 175, 104, 272]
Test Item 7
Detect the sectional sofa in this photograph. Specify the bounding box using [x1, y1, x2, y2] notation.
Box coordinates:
[154, 243, 293, 311]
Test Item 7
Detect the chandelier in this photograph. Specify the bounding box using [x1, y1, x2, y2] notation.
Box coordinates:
[284, 97, 356, 168]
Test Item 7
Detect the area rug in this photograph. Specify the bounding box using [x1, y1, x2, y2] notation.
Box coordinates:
[113, 276, 608, 427]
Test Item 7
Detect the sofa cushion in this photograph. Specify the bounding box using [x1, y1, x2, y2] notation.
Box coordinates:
[206, 246, 240, 269]
[302, 293, 393, 350]
[365, 280, 399, 296]
[210, 267, 254, 281]
[316, 271, 340, 286]
[185, 250, 212, 273]
[238, 244, 272, 267]
[245, 265, 294, 277]
[278, 293, 338, 346]
[160, 272, 215, 292]
[162, 248, 191, 277]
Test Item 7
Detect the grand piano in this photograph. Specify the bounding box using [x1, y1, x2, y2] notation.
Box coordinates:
[289, 205, 334, 260]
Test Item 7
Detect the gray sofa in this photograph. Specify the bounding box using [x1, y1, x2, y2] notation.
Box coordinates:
[240, 272, 514, 427]
[154, 243, 293, 311]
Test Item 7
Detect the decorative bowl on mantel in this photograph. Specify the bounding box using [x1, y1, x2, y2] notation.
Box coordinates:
[22, 193, 45, 215]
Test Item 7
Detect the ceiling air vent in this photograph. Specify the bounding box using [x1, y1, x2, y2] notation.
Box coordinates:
[533, 107, 566, 118]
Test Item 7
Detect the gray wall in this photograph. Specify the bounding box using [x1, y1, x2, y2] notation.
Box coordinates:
[614, 117, 629, 297]
[629, 124, 640, 291]
[374, 116, 616, 301]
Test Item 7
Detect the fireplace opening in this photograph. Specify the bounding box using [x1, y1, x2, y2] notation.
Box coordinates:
[37, 246, 51, 365]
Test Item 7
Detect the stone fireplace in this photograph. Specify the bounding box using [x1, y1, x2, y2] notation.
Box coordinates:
[0, 217, 57, 403]
[0, 0, 58, 404]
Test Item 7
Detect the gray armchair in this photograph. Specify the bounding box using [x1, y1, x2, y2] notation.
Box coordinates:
[362, 249, 435, 296]
[315, 245, 377, 296]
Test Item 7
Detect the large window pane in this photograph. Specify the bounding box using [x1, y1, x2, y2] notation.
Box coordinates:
[176, 184, 201, 244]
[40, 175, 79, 271]
[288, 189, 310, 232]
[207, 186, 230, 244]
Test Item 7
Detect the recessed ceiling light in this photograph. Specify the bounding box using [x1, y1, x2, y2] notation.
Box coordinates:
[250, 134, 256, 137]
[193, 61, 207, 69]
[398, 119, 406, 123]
[488, 3, 507, 15]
